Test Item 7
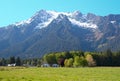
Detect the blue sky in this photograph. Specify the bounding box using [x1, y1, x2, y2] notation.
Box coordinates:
[0, 0, 120, 27]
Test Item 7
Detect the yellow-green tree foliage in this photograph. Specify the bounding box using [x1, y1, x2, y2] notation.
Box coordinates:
[64, 58, 73, 67]
[86, 54, 96, 67]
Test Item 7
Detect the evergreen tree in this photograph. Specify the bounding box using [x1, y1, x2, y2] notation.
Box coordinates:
[37, 59, 41, 67]
[105, 49, 113, 66]
[9, 56, 15, 64]
[0, 58, 6, 66]
[16, 57, 21, 66]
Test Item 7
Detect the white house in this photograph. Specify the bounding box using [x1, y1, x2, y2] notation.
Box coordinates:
[8, 63, 16, 67]
[52, 64, 59, 67]
[41, 64, 50, 67]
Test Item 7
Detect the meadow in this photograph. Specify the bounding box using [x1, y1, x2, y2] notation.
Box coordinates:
[0, 67, 120, 81]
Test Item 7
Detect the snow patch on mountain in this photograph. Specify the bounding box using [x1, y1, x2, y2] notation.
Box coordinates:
[13, 10, 98, 29]
[47, 11, 72, 17]
[36, 17, 54, 29]
[110, 21, 116, 24]
[35, 11, 59, 29]
[35, 11, 72, 29]
[36, 10, 97, 29]
[69, 18, 98, 29]
[14, 18, 32, 26]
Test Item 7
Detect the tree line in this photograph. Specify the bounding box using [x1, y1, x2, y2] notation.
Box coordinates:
[0, 56, 42, 67]
[43, 49, 120, 67]
[43, 51, 95, 67]
[0, 49, 120, 67]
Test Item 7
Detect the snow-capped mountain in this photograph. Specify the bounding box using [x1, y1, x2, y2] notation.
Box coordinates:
[0, 10, 120, 58]
[13, 10, 98, 29]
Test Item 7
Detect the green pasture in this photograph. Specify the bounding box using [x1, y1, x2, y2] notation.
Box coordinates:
[0, 67, 120, 81]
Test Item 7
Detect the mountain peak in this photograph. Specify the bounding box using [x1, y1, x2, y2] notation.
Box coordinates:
[72, 11, 83, 21]
[73, 11, 82, 16]
[87, 13, 97, 20]
[35, 10, 47, 15]
[51, 14, 70, 24]
[56, 14, 68, 20]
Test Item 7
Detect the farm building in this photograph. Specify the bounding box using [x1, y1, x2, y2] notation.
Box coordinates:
[8, 63, 16, 67]
[52, 64, 59, 67]
[41, 64, 50, 67]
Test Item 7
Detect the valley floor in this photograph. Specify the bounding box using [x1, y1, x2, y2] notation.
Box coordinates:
[0, 67, 120, 81]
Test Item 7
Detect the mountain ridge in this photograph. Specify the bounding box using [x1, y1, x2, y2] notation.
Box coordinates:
[0, 10, 120, 58]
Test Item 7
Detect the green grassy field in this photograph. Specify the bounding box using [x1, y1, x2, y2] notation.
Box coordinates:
[0, 67, 120, 81]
